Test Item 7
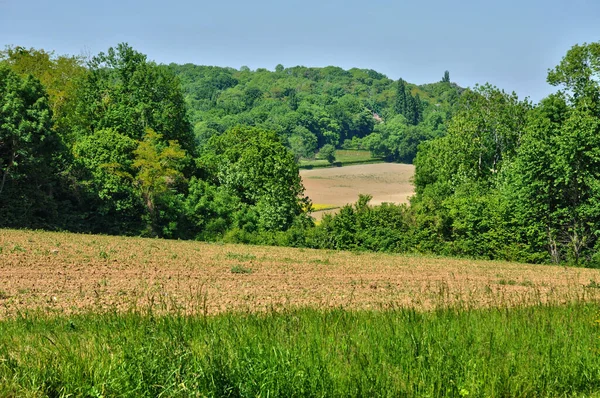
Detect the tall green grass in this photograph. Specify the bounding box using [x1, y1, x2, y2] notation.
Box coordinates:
[1, 303, 599, 397]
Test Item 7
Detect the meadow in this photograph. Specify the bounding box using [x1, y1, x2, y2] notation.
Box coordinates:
[1, 229, 600, 396]
[298, 150, 383, 169]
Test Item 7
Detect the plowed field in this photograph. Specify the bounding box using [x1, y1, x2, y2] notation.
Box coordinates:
[1, 229, 599, 318]
[300, 163, 415, 219]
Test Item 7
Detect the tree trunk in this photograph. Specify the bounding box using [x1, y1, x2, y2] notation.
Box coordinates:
[547, 228, 560, 264]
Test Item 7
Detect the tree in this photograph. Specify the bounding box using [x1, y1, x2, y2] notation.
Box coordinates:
[288, 126, 318, 159]
[503, 42, 600, 265]
[73, 43, 195, 155]
[546, 42, 600, 108]
[414, 84, 530, 194]
[317, 144, 336, 164]
[509, 94, 600, 264]
[0, 66, 58, 227]
[0, 46, 86, 141]
[198, 126, 310, 231]
[394, 79, 422, 125]
[395, 79, 407, 116]
[183, 177, 244, 240]
[411, 84, 531, 259]
[133, 129, 188, 236]
[442, 70, 450, 83]
[72, 128, 142, 233]
[451, 42, 600, 265]
[397, 125, 429, 163]
[243, 86, 263, 109]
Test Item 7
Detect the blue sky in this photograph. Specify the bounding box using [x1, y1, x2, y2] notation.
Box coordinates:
[1, 0, 598, 102]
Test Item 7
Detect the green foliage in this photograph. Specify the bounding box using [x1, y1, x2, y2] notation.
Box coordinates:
[72, 128, 142, 234]
[394, 79, 423, 125]
[309, 195, 412, 252]
[168, 63, 462, 160]
[500, 43, 600, 265]
[547, 42, 600, 107]
[133, 129, 188, 236]
[442, 70, 450, 83]
[317, 144, 336, 164]
[0, 46, 86, 141]
[183, 177, 245, 240]
[6, 39, 600, 267]
[198, 126, 310, 232]
[509, 97, 600, 264]
[364, 115, 433, 163]
[409, 85, 533, 260]
[73, 43, 195, 154]
[0, 65, 60, 228]
[415, 84, 531, 193]
[404, 42, 600, 265]
[288, 125, 318, 160]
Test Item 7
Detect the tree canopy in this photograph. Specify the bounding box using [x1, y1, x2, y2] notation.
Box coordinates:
[0, 65, 58, 227]
[167, 63, 463, 163]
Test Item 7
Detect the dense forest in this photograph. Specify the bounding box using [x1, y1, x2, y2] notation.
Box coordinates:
[1, 42, 599, 266]
[167, 62, 461, 163]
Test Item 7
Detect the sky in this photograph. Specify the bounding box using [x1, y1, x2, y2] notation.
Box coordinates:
[1, 0, 598, 103]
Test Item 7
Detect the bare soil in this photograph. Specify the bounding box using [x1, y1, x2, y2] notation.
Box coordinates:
[301, 163, 415, 219]
[1, 230, 599, 318]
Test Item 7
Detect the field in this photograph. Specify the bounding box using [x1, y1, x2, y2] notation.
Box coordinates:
[298, 149, 382, 168]
[301, 163, 415, 220]
[2, 229, 600, 396]
[1, 229, 599, 317]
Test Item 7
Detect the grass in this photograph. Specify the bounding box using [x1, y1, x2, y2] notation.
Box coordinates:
[225, 251, 257, 261]
[334, 150, 379, 163]
[1, 303, 600, 397]
[230, 264, 253, 274]
[299, 150, 383, 169]
[310, 203, 340, 212]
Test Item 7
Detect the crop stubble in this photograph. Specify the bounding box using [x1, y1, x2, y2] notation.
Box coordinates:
[300, 163, 415, 219]
[1, 229, 600, 318]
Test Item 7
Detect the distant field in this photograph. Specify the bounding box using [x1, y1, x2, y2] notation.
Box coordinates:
[299, 150, 382, 168]
[301, 163, 415, 219]
[1, 229, 599, 318]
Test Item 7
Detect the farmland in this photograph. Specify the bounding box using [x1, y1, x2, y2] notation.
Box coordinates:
[298, 150, 383, 168]
[301, 163, 415, 220]
[1, 229, 598, 318]
[2, 229, 600, 396]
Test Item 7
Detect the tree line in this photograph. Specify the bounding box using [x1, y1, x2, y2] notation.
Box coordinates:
[1, 42, 599, 266]
[0, 44, 309, 238]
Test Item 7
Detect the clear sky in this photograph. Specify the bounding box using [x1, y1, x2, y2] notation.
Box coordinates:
[1, 0, 598, 102]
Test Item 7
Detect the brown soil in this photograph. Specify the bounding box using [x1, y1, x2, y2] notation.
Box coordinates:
[1, 230, 599, 318]
[301, 163, 415, 219]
